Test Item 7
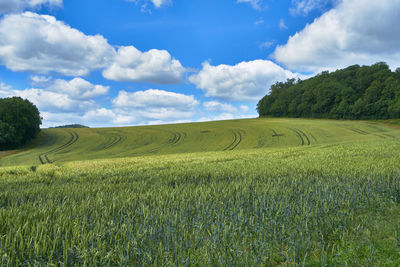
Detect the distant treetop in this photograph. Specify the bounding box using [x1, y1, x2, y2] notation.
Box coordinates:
[52, 124, 89, 129]
[257, 62, 400, 120]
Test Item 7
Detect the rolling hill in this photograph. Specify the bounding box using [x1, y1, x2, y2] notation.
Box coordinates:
[1, 118, 398, 166]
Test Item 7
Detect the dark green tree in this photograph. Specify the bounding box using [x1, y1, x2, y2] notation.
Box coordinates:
[257, 62, 400, 120]
[0, 97, 42, 150]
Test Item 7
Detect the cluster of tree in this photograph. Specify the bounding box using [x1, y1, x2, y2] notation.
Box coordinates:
[257, 62, 400, 120]
[52, 124, 89, 128]
[0, 97, 42, 150]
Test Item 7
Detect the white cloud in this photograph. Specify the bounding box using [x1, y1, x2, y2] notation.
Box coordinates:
[149, 0, 170, 7]
[113, 89, 198, 109]
[82, 108, 119, 125]
[28, 76, 109, 100]
[189, 60, 299, 101]
[273, 0, 400, 72]
[0, 82, 12, 91]
[47, 78, 109, 100]
[198, 113, 256, 123]
[103, 46, 185, 84]
[237, 0, 263, 10]
[0, 87, 95, 113]
[30, 75, 51, 84]
[290, 0, 340, 16]
[203, 101, 238, 113]
[110, 89, 199, 125]
[0, 0, 62, 14]
[0, 12, 115, 76]
[0, 77, 108, 127]
[240, 105, 250, 112]
[0, 80, 202, 127]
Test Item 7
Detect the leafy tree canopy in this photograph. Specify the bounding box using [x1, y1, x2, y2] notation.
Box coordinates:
[257, 62, 400, 120]
[0, 97, 42, 150]
[52, 124, 89, 129]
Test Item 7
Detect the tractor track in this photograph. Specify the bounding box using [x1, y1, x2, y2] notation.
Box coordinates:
[289, 128, 311, 146]
[223, 130, 243, 151]
[348, 127, 369, 135]
[169, 132, 186, 145]
[102, 134, 126, 150]
[382, 133, 396, 138]
[38, 130, 79, 164]
[271, 130, 285, 137]
[296, 129, 311, 145]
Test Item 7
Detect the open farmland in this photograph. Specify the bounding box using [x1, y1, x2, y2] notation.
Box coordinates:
[0, 118, 400, 265]
[0, 118, 398, 166]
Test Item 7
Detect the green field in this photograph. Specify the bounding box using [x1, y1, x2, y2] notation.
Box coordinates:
[1, 118, 398, 166]
[1, 118, 400, 265]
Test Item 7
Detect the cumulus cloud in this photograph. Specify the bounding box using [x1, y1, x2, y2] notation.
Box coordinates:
[189, 60, 299, 101]
[110, 89, 199, 125]
[0, 86, 95, 113]
[113, 89, 198, 109]
[203, 101, 238, 113]
[0, 0, 62, 14]
[47, 78, 109, 100]
[103, 46, 185, 84]
[240, 105, 250, 112]
[0, 77, 109, 127]
[30, 75, 51, 84]
[0, 12, 115, 76]
[273, 0, 400, 72]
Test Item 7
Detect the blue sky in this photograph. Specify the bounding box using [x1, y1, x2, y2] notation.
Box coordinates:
[0, 0, 399, 127]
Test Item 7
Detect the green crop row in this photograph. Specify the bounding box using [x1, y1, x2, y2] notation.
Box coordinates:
[1, 138, 399, 265]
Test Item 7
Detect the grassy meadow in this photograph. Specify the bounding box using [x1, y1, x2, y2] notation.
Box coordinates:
[0, 118, 400, 265]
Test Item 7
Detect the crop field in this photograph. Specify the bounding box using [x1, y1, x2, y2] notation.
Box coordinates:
[0, 118, 398, 166]
[0, 118, 400, 265]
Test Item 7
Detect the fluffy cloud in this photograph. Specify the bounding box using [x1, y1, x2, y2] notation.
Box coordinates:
[103, 46, 185, 84]
[0, 87, 95, 113]
[30, 75, 51, 84]
[0, 0, 62, 14]
[111, 89, 199, 124]
[47, 78, 109, 100]
[0, 77, 108, 122]
[189, 60, 299, 101]
[113, 89, 198, 110]
[274, 0, 400, 72]
[203, 101, 238, 113]
[0, 12, 115, 76]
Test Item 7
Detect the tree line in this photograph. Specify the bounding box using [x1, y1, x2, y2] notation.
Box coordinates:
[257, 62, 400, 120]
[0, 97, 42, 150]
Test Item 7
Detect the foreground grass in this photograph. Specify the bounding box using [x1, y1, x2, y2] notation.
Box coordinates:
[1, 138, 399, 265]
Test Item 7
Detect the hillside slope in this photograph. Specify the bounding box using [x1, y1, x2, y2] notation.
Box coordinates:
[1, 118, 398, 166]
